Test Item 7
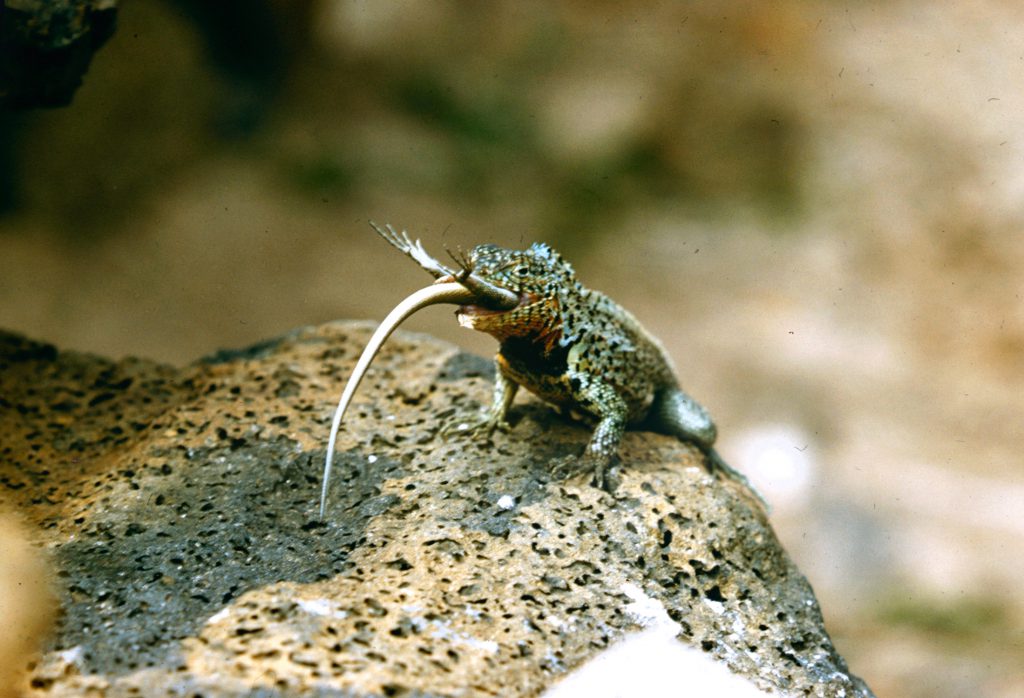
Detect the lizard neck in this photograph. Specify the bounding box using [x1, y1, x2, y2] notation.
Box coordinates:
[458, 295, 565, 351]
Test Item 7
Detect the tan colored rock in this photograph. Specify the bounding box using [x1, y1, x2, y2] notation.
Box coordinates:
[0, 323, 873, 696]
[0, 511, 55, 698]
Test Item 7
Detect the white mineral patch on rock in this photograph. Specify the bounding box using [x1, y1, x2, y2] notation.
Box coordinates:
[542, 583, 772, 698]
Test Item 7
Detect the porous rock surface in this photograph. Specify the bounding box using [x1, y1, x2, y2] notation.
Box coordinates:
[0, 322, 874, 697]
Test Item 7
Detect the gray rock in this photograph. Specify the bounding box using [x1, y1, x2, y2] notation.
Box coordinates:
[0, 0, 117, 109]
[0, 322, 874, 697]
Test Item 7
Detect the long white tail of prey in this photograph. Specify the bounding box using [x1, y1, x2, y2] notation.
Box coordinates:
[319, 282, 477, 519]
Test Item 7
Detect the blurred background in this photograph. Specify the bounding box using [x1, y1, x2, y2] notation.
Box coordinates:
[1, 1, 1022, 695]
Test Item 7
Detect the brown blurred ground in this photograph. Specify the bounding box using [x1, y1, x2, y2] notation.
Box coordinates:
[1, 2, 1022, 696]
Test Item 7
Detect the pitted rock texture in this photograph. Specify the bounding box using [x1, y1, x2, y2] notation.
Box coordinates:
[0, 322, 874, 697]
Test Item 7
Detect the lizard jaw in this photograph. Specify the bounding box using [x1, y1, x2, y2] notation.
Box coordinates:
[455, 291, 538, 326]
[455, 304, 505, 330]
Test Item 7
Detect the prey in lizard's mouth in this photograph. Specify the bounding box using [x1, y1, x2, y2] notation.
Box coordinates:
[320, 224, 562, 518]
[457, 291, 538, 317]
[455, 290, 545, 332]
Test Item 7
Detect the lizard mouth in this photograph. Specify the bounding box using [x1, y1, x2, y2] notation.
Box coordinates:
[458, 291, 537, 317]
[435, 273, 520, 313]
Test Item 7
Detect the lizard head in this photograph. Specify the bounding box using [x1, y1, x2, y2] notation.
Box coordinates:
[453, 242, 579, 344]
[468, 242, 575, 291]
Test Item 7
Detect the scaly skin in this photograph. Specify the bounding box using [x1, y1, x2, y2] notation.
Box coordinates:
[381, 228, 764, 505]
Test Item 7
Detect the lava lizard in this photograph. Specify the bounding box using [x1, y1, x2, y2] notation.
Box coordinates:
[367, 224, 765, 506]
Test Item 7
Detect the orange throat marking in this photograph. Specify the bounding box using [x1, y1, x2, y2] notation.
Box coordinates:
[457, 295, 562, 351]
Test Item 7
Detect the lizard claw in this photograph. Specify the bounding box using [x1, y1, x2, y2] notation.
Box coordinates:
[548, 455, 580, 480]
[439, 414, 512, 441]
[370, 221, 455, 279]
[549, 452, 620, 492]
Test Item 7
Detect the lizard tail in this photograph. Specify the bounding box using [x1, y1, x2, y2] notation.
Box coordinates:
[706, 447, 772, 515]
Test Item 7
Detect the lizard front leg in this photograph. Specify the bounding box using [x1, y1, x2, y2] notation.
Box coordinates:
[441, 360, 519, 439]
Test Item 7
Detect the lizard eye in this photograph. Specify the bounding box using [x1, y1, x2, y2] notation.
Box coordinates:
[513, 264, 529, 277]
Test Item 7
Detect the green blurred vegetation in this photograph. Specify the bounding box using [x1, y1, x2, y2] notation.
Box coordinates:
[2, 0, 807, 247]
[878, 593, 1011, 645]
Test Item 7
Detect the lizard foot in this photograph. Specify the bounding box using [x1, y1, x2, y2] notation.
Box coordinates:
[549, 453, 620, 492]
[439, 414, 512, 442]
